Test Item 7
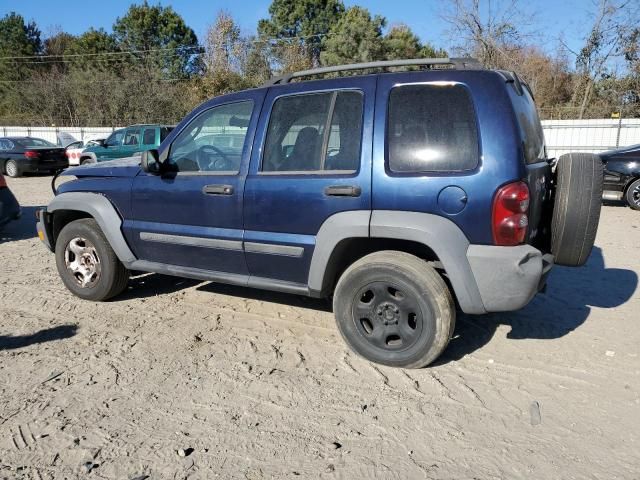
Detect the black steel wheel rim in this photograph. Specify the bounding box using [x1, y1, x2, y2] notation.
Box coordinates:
[351, 281, 425, 351]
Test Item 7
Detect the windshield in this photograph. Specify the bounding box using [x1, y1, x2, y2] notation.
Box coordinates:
[16, 137, 56, 148]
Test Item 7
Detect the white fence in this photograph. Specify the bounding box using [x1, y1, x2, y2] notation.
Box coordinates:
[0, 126, 117, 144]
[541, 119, 640, 158]
[2, 120, 640, 158]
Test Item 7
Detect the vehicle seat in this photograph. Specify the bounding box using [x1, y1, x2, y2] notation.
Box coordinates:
[282, 127, 319, 171]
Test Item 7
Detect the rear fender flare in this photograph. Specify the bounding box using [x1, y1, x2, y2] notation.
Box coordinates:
[308, 210, 486, 314]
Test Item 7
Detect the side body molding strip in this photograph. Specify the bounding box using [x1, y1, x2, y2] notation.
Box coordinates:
[140, 232, 243, 251]
[369, 210, 486, 315]
[46, 192, 137, 264]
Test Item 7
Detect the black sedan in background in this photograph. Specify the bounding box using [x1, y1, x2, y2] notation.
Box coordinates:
[0, 173, 20, 228]
[600, 144, 640, 210]
[0, 137, 68, 177]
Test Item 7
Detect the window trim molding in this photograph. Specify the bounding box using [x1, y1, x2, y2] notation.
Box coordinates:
[257, 169, 359, 177]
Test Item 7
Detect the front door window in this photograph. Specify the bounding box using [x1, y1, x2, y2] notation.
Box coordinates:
[167, 101, 254, 173]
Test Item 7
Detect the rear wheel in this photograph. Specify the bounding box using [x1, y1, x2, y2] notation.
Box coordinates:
[55, 218, 130, 301]
[551, 153, 603, 266]
[333, 251, 455, 369]
[5, 160, 21, 178]
[80, 157, 94, 165]
[625, 178, 640, 211]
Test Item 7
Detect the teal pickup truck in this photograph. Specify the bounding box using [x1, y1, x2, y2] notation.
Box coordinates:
[79, 124, 173, 164]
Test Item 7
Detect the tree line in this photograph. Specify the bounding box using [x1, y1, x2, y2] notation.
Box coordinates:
[0, 0, 638, 127]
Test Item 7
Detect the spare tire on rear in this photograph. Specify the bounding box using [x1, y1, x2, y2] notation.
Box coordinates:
[551, 152, 603, 267]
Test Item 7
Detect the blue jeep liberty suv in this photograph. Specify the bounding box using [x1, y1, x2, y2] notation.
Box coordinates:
[37, 58, 603, 368]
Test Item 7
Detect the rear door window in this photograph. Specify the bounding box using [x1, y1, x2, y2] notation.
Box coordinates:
[123, 128, 140, 147]
[387, 84, 480, 173]
[142, 128, 156, 146]
[262, 90, 364, 173]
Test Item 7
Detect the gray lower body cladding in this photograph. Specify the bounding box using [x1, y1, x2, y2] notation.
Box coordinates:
[467, 244, 553, 312]
[38, 197, 552, 313]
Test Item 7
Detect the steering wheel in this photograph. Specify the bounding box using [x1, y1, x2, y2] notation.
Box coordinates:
[197, 145, 234, 171]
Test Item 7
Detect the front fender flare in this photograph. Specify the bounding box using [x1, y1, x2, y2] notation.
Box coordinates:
[47, 192, 136, 264]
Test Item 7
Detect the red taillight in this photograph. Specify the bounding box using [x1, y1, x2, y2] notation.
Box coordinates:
[24, 150, 40, 159]
[65, 150, 71, 158]
[0, 174, 6, 188]
[492, 181, 530, 246]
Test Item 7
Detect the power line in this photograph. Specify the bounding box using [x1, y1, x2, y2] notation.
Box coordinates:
[0, 78, 190, 83]
[0, 32, 330, 63]
[0, 45, 202, 60]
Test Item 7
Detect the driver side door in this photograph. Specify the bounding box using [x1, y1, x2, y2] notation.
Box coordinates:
[97, 129, 124, 161]
[127, 93, 263, 274]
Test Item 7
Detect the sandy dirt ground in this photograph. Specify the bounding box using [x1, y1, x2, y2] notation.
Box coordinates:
[0, 175, 639, 480]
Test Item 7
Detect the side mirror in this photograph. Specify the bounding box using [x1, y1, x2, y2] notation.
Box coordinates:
[97, 139, 106, 147]
[141, 149, 161, 174]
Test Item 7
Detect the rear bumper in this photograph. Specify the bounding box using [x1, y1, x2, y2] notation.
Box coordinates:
[466, 244, 553, 313]
[21, 159, 69, 173]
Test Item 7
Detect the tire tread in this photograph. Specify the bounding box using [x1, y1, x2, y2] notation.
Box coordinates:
[551, 153, 603, 266]
[333, 250, 455, 368]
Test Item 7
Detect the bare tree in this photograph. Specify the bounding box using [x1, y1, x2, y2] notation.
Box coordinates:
[440, 0, 537, 68]
[569, 0, 639, 118]
[204, 11, 246, 74]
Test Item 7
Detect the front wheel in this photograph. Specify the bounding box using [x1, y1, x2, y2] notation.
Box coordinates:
[625, 178, 640, 211]
[55, 218, 130, 301]
[333, 251, 455, 369]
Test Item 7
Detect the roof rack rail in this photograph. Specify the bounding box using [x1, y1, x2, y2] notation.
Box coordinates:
[263, 57, 482, 86]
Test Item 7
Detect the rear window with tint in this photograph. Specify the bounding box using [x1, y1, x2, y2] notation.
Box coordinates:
[387, 84, 479, 173]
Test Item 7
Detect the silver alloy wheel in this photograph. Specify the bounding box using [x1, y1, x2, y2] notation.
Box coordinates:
[5, 161, 17, 177]
[64, 237, 102, 288]
[633, 183, 640, 207]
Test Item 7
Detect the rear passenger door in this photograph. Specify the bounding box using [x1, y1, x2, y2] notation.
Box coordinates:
[243, 77, 375, 286]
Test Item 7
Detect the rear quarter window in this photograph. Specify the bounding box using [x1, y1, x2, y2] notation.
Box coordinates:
[387, 84, 480, 173]
[508, 86, 545, 164]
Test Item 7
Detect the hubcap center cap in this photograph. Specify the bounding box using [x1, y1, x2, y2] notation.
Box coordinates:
[376, 302, 400, 325]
